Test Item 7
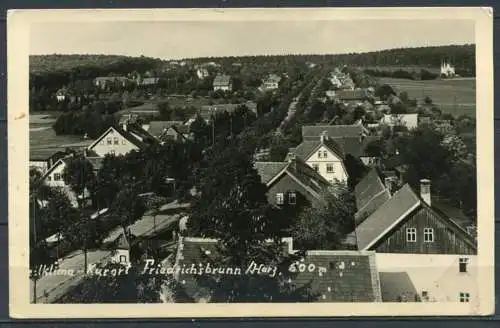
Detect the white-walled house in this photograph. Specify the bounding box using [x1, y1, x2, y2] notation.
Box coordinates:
[381, 114, 419, 130]
[87, 124, 155, 158]
[111, 233, 131, 265]
[288, 132, 348, 184]
[41, 157, 90, 208]
[376, 253, 479, 303]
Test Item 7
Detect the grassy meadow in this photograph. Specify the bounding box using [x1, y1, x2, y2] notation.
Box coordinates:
[378, 77, 476, 117]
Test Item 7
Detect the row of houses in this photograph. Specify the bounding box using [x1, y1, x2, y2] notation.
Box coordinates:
[167, 151, 477, 304]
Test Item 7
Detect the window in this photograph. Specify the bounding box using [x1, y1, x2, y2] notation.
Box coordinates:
[54, 173, 61, 181]
[46, 176, 52, 181]
[119, 255, 127, 263]
[113, 137, 119, 145]
[275, 193, 284, 205]
[459, 292, 470, 302]
[288, 192, 297, 205]
[421, 291, 428, 298]
[107, 137, 112, 145]
[312, 164, 319, 171]
[323, 151, 328, 158]
[459, 258, 469, 273]
[317, 152, 322, 159]
[406, 228, 417, 242]
[423, 228, 434, 242]
[326, 163, 334, 173]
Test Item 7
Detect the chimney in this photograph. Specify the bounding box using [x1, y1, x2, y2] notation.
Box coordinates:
[287, 153, 297, 170]
[320, 131, 328, 142]
[420, 179, 431, 206]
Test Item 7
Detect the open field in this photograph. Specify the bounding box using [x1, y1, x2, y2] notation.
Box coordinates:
[30, 113, 94, 149]
[361, 65, 441, 74]
[378, 77, 476, 117]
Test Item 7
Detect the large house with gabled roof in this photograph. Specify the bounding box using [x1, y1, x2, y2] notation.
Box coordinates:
[254, 155, 332, 208]
[348, 171, 477, 255]
[86, 123, 156, 158]
[287, 132, 349, 184]
[40, 155, 92, 208]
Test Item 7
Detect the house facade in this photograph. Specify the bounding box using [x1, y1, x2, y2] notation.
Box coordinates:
[376, 253, 479, 303]
[353, 180, 477, 255]
[196, 68, 209, 79]
[254, 156, 332, 209]
[213, 74, 232, 91]
[87, 124, 155, 157]
[262, 74, 282, 90]
[111, 233, 131, 265]
[41, 157, 89, 208]
[290, 132, 349, 184]
[94, 76, 130, 89]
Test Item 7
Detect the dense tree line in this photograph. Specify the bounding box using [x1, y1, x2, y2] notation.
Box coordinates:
[364, 68, 439, 80]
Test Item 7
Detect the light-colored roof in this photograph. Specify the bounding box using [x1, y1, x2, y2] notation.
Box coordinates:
[213, 74, 231, 86]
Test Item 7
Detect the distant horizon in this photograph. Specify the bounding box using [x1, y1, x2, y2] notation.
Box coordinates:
[29, 43, 475, 62]
[30, 20, 475, 60]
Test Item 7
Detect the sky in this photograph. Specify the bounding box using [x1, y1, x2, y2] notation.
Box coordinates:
[30, 19, 475, 60]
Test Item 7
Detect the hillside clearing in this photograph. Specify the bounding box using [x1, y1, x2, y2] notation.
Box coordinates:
[378, 77, 476, 117]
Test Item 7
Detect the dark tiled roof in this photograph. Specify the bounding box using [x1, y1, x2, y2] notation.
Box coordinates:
[430, 198, 475, 234]
[355, 184, 420, 251]
[354, 169, 391, 225]
[336, 89, 367, 101]
[171, 125, 190, 135]
[148, 121, 184, 137]
[30, 148, 68, 161]
[335, 136, 380, 158]
[255, 158, 331, 199]
[284, 158, 332, 197]
[175, 237, 382, 302]
[254, 162, 288, 184]
[302, 125, 364, 141]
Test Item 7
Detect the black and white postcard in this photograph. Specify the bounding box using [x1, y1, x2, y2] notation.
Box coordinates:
[8, 7, 494, 318]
